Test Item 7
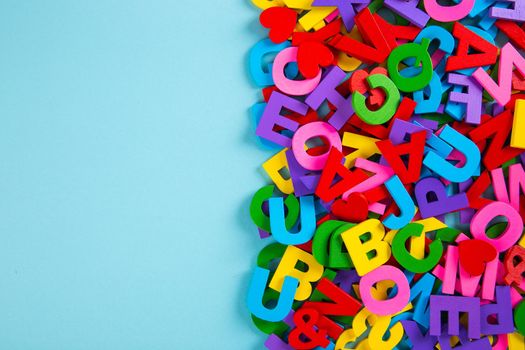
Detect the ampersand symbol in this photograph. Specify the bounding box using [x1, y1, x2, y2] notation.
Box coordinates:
[288, 308, 330, 349]
[504, 245, 525, 286]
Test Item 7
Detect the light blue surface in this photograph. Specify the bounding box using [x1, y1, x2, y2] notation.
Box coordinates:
[0, 1, 269, 348]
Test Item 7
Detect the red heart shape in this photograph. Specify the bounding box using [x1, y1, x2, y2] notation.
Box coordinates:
[512, 70, 525, 90]
[458, 239, 498, 276]
[259, 7, 297, 44]
[349, 67, 388, 107]
[297, 41, 334, 79]
[331, 192, 369, 223]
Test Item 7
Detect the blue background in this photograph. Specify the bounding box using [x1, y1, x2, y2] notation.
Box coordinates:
[0, 1, 269, 348]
